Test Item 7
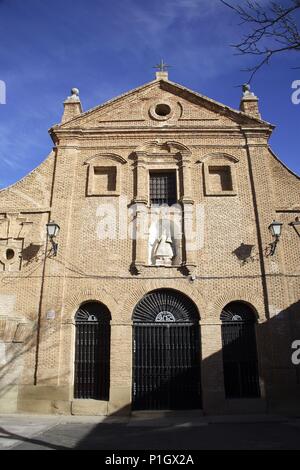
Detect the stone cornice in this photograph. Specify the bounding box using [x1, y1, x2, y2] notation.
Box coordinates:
[50, 127, 272, 148]
[51, 126, 271, 135]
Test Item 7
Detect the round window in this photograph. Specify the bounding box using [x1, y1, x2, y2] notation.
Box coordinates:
[155, 103, 171, 117]
[6, 249, 15, 260]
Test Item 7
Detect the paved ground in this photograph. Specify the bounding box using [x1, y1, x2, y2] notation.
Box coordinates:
[1, 413, 300, 450]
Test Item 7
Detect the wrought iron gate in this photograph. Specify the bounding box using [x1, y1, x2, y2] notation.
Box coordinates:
[132, 290, 201, 410]
[74, 302, 111, 400]
[221, 302, 260, 399]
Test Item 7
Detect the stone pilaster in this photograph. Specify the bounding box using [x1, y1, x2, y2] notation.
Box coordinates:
[133, 151, 148, 204]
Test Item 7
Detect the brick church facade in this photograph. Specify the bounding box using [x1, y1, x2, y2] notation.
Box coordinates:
[0, 70, 299, 415]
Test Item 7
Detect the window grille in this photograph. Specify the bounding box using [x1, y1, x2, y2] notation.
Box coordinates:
[149, 171, 177, 205]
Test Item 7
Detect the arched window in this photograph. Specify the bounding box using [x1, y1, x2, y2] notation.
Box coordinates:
[74, 302, 111, 400]
[221, 302, 260, 399]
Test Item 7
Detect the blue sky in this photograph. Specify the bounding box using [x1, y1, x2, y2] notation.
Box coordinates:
[0, 0, 299, 188]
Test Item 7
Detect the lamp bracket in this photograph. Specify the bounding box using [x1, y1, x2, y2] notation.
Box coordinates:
[49, 238, 58, 257]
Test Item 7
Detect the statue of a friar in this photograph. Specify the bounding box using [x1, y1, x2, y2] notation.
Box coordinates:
[154, 228, 174, 266]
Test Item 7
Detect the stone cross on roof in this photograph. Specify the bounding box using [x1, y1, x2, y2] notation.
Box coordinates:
[153, 59, 171, 72]
[153, 59, 171, 80]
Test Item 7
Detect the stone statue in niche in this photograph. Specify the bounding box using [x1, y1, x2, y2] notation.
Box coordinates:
[148, 215, 181, 267]
[153, 227, 174, 266]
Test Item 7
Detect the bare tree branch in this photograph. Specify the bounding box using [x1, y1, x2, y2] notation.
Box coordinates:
[221, 0, 300, 82]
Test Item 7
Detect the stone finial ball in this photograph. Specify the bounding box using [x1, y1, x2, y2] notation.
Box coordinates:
[71, 88, 79, 96]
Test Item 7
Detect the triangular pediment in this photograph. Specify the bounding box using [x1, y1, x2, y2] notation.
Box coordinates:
[53, 79, 273, 131]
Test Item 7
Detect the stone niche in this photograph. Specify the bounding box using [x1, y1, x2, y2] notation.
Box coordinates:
[201, 153, 239, 197]
[131, 140, 196, 274]
[148, 208, 182, 266]
[85, 153, 127, 197]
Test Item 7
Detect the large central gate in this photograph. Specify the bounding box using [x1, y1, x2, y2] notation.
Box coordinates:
[132, 289, 201, 410]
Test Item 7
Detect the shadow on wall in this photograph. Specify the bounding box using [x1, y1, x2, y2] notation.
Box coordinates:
[21, 244, 42, 265]
[113, 298, 300, 416]
[0, 323, 65, 404]
[0, 302, 299, 449]
[0, 298, 299, 415]
[71, 298, 300, 422]
[258, 298, 300, 411]
[72, 295, 300, 450]
[0, 326, 38, 402]
[64, 299, 300, 450]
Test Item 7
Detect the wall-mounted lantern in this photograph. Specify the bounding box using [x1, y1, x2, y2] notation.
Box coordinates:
[268, 220, 283, 255]
[46, 221, 60, 256]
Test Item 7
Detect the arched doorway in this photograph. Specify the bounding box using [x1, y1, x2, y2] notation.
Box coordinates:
[220, 301, 260, 398]
[74, 301, 111, 400]
[132, 289, 201, 410]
